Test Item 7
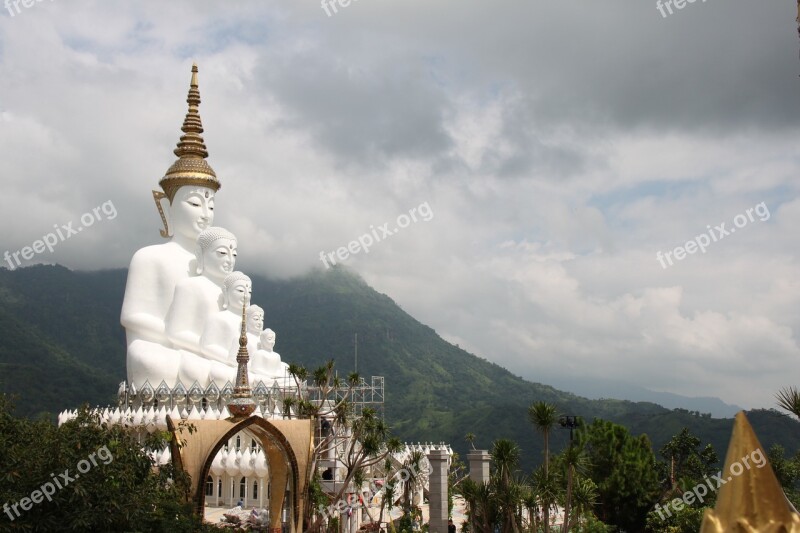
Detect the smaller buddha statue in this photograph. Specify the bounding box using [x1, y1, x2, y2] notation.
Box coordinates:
[202, 272, 253, 385]
[166, 226, 237, 386]
[245, 305, 264, 357]
[250, 328, 290, 383]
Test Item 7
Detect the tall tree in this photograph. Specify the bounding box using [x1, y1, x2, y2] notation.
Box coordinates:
[492, 438, 523, 533]
[579, 418, 661, 532]
[401, 449, 425, 515]
[287, 361, 402, 531]
[528, 401, 558, 532]
[458, 477, 496, 533]
[658, 428, 717, 496]
[557, 439, 589, 532]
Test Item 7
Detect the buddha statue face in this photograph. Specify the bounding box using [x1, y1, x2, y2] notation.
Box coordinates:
[260, 329, 276, 351]
[196, 236, 237, 281]
[222, 272, 252, 311]
[227, 280, 252, 312]
[170, 186, 216, 241]
[247, 306, 264, 334]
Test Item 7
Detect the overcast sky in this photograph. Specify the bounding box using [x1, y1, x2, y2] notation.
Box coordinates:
[1, 1, 798, 410]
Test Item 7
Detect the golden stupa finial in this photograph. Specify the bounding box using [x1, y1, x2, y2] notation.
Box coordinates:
[157, 63, 221, 204]
[700, 411, 800, 532]
[227, 298, 255, 418]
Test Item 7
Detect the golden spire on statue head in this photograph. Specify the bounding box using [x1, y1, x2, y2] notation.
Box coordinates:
[700, 411, 800, 532]
[158, 62, 221, 203]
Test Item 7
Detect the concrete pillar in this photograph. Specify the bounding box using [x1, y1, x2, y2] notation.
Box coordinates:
[466, 450, 491, 484]
[427, 449, 449, 533]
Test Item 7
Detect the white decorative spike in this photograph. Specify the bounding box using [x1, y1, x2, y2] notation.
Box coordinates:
[132, 406, 143, 426]
[255, 450, 269, 477]
[155, 406, 167, 430]
[225, 450, 239, 476]
[211, 449, 225, 476]
[159, 447, 171, 465]
[240, 449, 254, 477]
[219, 405, 230, 419]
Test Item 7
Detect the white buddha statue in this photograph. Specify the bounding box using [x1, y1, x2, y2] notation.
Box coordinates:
[201, 272, 252, 385]
[251, 328, 290, 383]
[121, 64, 221, 389]
[166, 227, 237, 386]
[245, 304, 264, 356]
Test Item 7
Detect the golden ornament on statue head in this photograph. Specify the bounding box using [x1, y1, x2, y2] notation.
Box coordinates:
[154, 63, 221, 238]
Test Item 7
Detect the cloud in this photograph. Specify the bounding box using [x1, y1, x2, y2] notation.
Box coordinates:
[0, 0, 798, 409]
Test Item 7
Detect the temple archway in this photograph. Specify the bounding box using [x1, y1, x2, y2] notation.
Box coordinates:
[167, 415, 312, 532]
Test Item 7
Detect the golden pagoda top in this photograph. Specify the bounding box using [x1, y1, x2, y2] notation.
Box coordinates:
[159, 63, 220, 202]
[700, 411, 800, 532]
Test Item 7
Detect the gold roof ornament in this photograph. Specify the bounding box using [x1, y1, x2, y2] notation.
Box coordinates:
[700, 411, 800, 532]
[227, 299, 256, 419]
[159, 62, 221, 203]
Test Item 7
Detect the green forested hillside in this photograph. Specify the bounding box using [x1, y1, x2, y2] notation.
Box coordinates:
[0, 264, 798, 472]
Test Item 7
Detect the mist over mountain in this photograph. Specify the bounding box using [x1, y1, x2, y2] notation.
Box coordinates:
[541, 375, 743, 419]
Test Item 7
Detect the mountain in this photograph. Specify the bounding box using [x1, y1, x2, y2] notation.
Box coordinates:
[1, 264, 798, 473]
[541, 375, 743, 418]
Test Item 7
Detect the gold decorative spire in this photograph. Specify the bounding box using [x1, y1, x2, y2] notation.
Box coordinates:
[700, 411, 800, 532]
[158, 62, 221, 203]
[227, 299, 255, 419]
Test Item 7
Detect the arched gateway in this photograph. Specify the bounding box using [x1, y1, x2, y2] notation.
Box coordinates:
[167, 415, 312, 532]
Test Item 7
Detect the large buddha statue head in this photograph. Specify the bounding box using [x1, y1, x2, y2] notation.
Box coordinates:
[222, 271, 252, 312]
[246, 305, 264, 334]
[196, 227, 237, 283]
[153, 64, 221, 247]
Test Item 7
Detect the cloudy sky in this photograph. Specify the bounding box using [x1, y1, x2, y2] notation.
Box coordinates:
[1, 0, 798, 410]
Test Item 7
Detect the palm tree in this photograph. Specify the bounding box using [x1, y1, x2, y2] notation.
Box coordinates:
[557, 440, 588, 532]
[380, 480, 397, 533]
[465, 432, 477, 451]
[492, 439, 523, 533]
[531, 465, 560, 533]
[777, 386, 800, 419]
[528, 402, 558, 532]
[402, 450, 425, 515]
[570, 477, 599, 528]
[458, 477, 495, 533]
[522, 489, 540, 531]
